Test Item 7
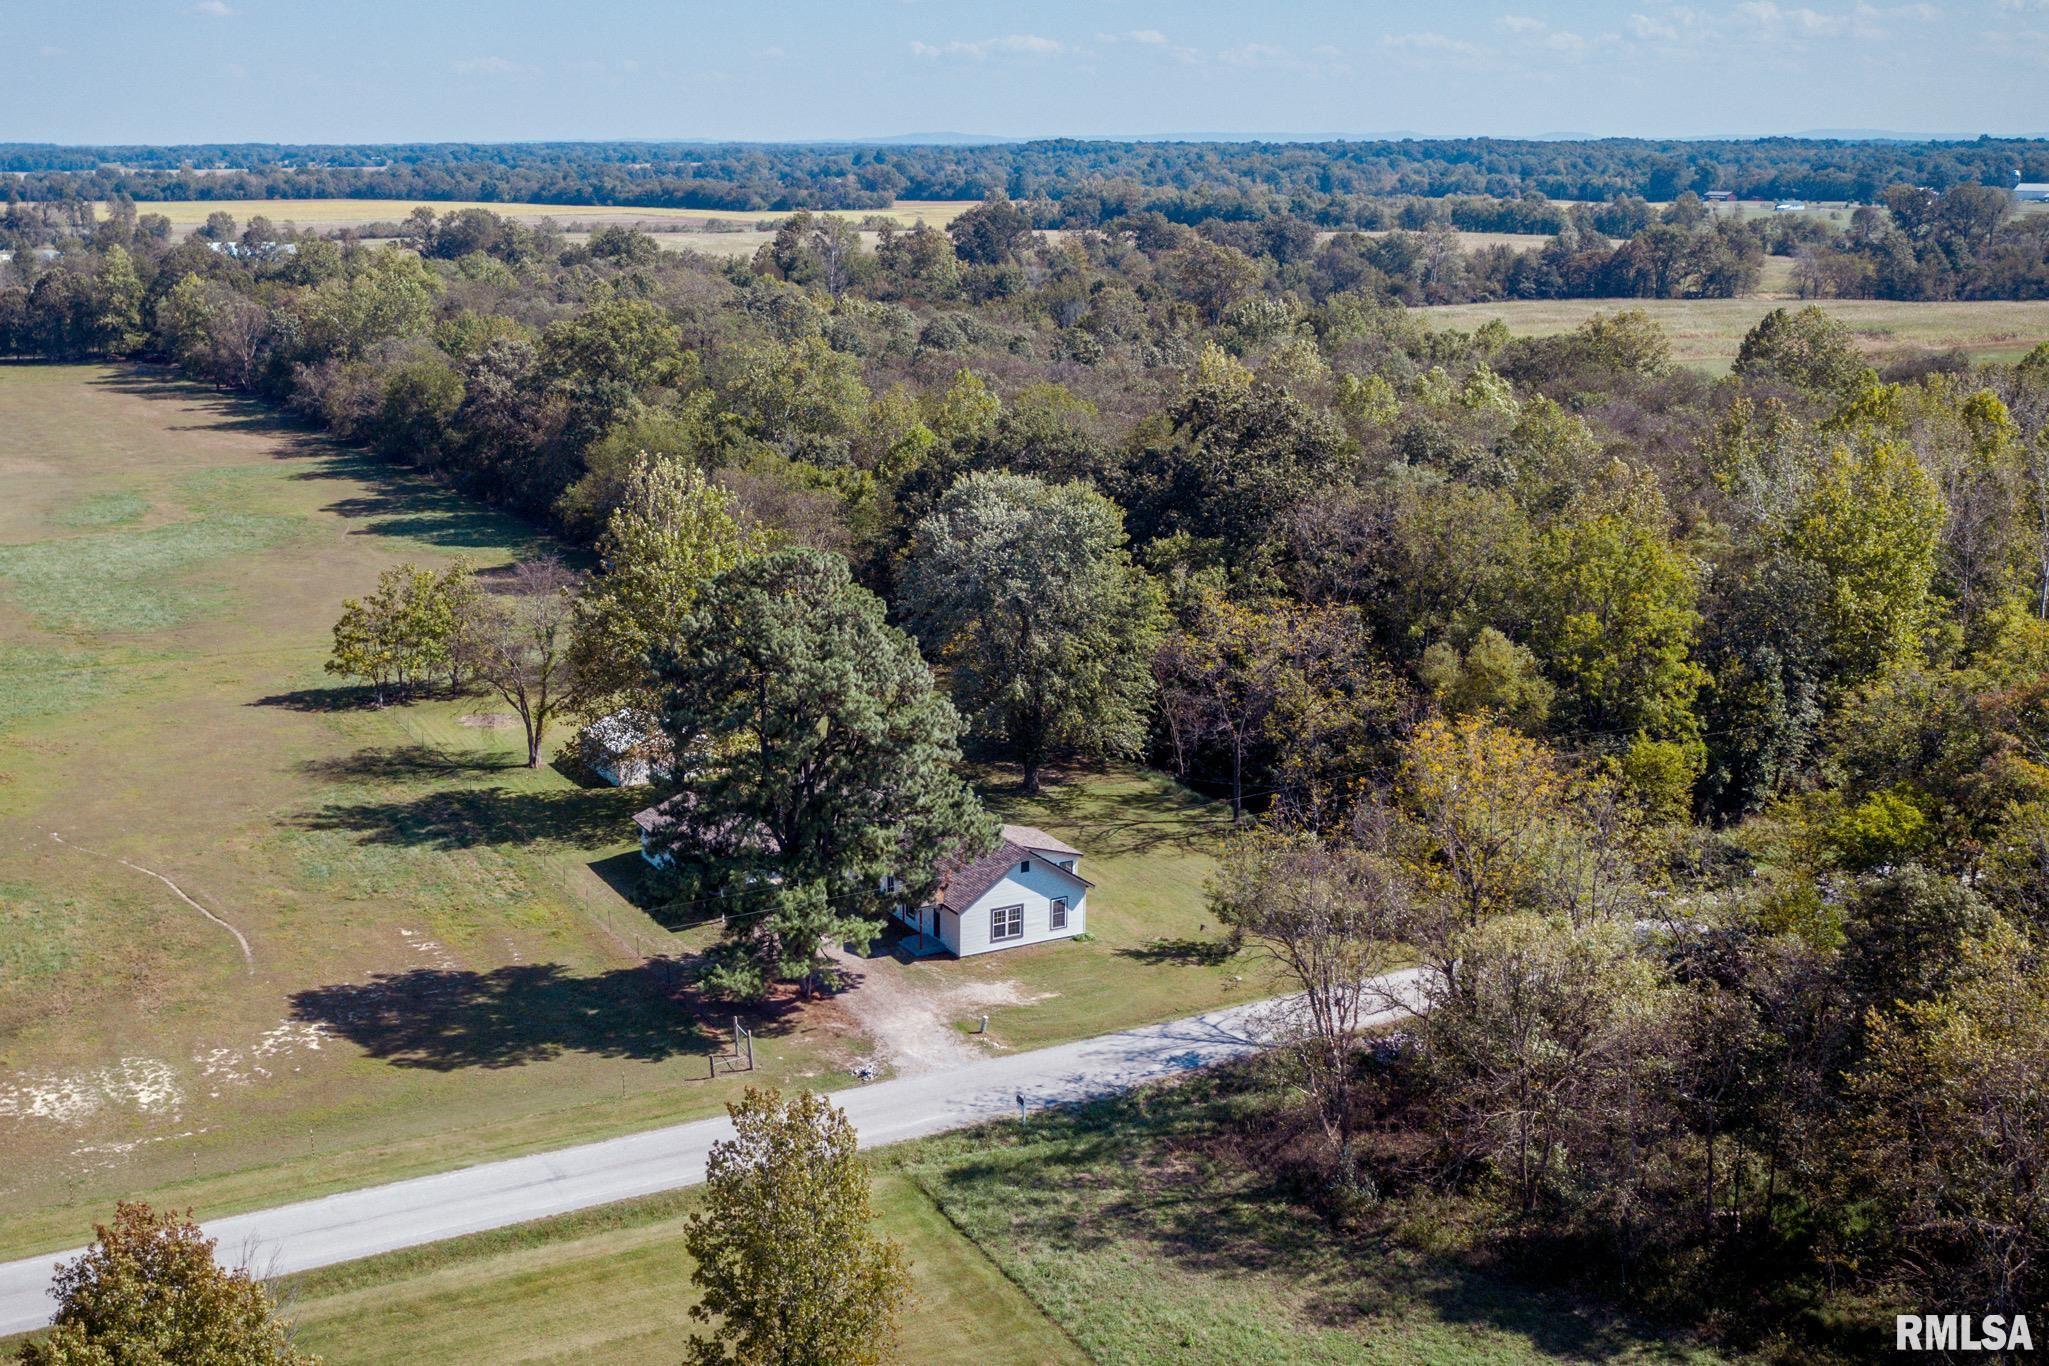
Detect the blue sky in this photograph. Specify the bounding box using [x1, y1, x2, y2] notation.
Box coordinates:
[6, 0, 2045, 144]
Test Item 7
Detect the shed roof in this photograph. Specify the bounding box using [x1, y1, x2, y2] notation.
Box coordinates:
[632, 793, 781, 859]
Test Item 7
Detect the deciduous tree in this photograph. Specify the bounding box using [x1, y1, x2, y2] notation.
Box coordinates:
[652, 549, 991, 995]
[1211, 830, 1412, 1196]
[902, 472, 1164, 792]
[684, 1088, 909, 1366]
[21, 1202, 316, 1365]
[570, 454, 752, 719]
[473, 557, 581, 767]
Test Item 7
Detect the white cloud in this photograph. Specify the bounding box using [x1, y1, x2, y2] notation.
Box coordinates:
[910, 34, 1066, 60]
[1496, 15, 1592, 52]
[1097, 29, 1168, 45]
[38, 44, 64, 57]
[1733, 0, 1936, 38]
[1626, 12, 1681, 40]
[1380, 30, 1490, 61]
[452, 55, 534, 76]
[190, 0, 233, 15]
[1218, 41, 1289, 65]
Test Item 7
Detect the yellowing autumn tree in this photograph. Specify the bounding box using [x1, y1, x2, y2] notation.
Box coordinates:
[1788, 439, 1944, 685]
[683, 1088, 909, 1366]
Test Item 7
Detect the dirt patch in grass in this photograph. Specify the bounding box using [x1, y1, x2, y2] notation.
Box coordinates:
[824, 945, 1053, 1075]
[455, 712, 519, 729]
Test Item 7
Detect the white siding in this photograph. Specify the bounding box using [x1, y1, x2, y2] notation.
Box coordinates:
[953, 858, 1088, 957]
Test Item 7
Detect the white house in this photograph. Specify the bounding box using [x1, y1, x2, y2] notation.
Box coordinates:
[578, 709, 672, 787]
[890, 825, 1091, 957]
[2017, 183, 2049, 203]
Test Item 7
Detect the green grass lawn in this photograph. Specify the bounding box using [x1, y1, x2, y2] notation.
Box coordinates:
[1416, 297, 2049, 372]
[857, 762, 1260, 1055]
[0, 366, 860, 1260]
[895, 1075, 1721, 1365]
[268, 1173, 1082, 1366]
[2, 1069, 1721, 1365]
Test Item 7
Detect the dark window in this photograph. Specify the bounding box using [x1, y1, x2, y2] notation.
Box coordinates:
[1021, 859, 1030, 872]
[1049, 898, 1069, 930]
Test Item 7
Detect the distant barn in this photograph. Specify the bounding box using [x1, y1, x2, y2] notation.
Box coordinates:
[2018, 183, 2049, 203]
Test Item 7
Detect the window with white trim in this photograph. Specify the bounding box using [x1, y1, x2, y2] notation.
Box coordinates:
[1049, 897, 1069, 930]
[991, 904, 1024, 942]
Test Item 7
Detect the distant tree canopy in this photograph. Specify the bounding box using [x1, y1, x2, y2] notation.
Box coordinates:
[5, 135, 2047, 219]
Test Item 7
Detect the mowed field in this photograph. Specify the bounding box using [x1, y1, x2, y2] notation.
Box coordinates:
[125, 198, 976, 233]
[1417, 297, 2049, 371]
[0, 364, 1263, 1265]
[0, 366, 861, 1260]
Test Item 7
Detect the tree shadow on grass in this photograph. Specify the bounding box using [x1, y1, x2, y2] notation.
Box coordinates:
[1115, 936, 1240, 968]
[296, 785, 645, 851]
[317, 483, 541, 553]
[86, 364, 552, 556]
[983, 767, 1233, 860]
[249, 684, 382, 713]
[289, 956, 820, 1071]
[588, 849, 666, 912]
[290, 963, 710, 1070]
[298, 745, 525, 784]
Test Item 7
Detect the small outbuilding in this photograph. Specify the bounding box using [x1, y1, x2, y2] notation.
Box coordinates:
[2017, 183, 2049, 203]
[632, 792, 780, 871]
[577, 709, 672, 787]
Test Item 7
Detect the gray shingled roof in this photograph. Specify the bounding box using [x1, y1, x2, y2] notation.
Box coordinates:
[931, 829, 1090, 914]
[1001, 823, 1082, 857]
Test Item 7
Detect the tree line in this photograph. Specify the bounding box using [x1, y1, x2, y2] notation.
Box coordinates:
[7, 133, 2049, 215]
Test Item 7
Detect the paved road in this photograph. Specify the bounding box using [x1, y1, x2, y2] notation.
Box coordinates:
[0, 968, 1425, 1336]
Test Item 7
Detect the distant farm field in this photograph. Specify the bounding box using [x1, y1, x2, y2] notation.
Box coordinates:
[123, 198, 977, 233]
[1416, 297, 2049, 371]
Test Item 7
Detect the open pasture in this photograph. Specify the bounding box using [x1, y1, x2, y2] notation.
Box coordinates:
[1416, 296, 2049, 371]
[123, 198, 976, 234]
[0, 365, 866, 1260]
